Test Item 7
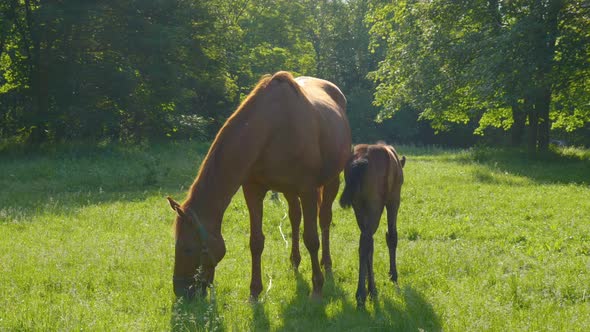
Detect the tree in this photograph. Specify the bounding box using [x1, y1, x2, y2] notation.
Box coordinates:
[0, 0, 233, 143]
[368, 0, 590, 152]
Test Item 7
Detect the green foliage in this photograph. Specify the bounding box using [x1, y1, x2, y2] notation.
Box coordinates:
[0, 0, 386, 145]
[0, 0, 234, 143]
[1, 141, 589, 330]
[368, 0, 590, 150]
[1, 0, 587, 148]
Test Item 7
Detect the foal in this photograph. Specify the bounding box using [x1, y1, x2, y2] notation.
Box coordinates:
[340, 143, 405, 307]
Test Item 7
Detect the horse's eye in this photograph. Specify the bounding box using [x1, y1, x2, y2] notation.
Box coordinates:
[184, 247, 194, 255]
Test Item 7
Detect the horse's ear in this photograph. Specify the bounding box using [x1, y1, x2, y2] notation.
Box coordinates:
[400, 156, 406, 168]
[167, 197, 185, 217]
[167, 196, 180, 210]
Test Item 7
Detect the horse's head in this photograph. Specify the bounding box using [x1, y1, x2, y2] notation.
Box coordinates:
[167, 197, 216, 299]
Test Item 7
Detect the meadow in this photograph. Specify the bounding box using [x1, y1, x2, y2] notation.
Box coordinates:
[0, 141, 589, 331]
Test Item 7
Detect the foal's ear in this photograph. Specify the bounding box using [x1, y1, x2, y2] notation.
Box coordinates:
[167, 197, 185, 217]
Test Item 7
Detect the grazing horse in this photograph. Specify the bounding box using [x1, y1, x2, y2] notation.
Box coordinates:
[339, 143, 405, 307]
[167, 71, 351, 300]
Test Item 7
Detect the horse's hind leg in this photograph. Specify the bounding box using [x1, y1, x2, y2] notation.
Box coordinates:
[243, 182, 268, 301]
[301, 189, 324, 298]
[319, 176, 339, 273]
[386, 197, 401, 283]
[284, 192, 301, 270]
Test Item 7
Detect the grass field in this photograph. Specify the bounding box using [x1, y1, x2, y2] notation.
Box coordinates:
[1, 141, 589, 331]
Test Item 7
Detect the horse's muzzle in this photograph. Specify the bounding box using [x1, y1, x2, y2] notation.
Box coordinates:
[173, 277, 196, 299]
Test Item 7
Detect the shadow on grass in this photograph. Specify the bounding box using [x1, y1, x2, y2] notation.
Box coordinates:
[274, 271, 441, 331]
[0, 142, 209, 222]
[466, 147, 590, 185]
[402, 145, 590, 186]
[170, 293, 226, 332]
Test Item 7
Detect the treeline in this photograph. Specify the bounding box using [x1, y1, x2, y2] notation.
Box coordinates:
[1, 0, 588, 150]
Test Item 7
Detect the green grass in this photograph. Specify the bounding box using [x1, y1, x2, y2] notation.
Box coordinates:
[1, 142, 589, 331]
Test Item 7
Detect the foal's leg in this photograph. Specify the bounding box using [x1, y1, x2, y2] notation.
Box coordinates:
[356, 207, 381, 306]
[356, 231, 371, 307]
[243, 182, 268, 300]
[319, 176, 339, 273]
[284, 192, 302, 270]
[366, 232, 376, 299]
[385, 197, 401, 283]
[354, 206, 371, 307]
[367, 207, 383, 299]
[301, 189, 324, 298]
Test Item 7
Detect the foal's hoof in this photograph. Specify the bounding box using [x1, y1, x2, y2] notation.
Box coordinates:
[356, 299, 366, 309]
[248, 294, 260, 304]
[356, 291, 367, 309]
[389, 271, 398, 283]
[369, 289, 378, 300]
[310, 291, 323, 302]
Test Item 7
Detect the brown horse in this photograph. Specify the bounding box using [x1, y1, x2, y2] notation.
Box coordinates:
[339, 143, 405, 307]
[167, 71, 351, 300]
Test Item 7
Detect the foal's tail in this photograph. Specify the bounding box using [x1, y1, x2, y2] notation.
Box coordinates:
[339, 158, 368, 208]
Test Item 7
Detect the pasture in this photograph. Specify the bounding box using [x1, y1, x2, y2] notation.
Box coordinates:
[1, 142, 589, 331]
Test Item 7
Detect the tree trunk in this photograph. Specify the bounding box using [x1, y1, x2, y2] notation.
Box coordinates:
[536, 88, 551, 151]
[526, 99, 538, 153]
[24, 0, 50, 144]
[511, 100, 526, 146]
[530, 0, 562, 152]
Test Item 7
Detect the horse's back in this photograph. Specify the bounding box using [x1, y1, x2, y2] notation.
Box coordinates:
[295, 76, 347, 113]
[248, 74, 351, 191]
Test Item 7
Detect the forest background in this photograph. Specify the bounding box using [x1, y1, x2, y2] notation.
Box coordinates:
[1, 0, 589, 151]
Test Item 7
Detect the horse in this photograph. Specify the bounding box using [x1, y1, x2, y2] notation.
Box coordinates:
[339, 142, 406, 307]
[167, 71, 351, 300]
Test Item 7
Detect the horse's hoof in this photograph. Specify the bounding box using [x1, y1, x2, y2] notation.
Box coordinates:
[290, 255, 301, 271]
[320, 256, 332, 272]
[248, 294, 260, 304]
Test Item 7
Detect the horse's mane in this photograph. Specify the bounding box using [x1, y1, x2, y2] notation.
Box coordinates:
[181, 71, 301, 209]
[235, 71, 301, 114]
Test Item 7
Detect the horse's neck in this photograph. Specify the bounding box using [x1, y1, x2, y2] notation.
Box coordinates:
[187, 108, 269, 225]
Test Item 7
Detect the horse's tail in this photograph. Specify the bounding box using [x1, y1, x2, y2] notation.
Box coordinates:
[339, 158, 368, 208]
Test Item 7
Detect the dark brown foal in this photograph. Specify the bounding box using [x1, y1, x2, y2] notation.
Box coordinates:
[340, 143, 405, 307]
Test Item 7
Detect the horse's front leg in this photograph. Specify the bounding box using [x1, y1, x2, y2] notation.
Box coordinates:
[386, 198, 401, 283]
[301, 189, 324, 299]
[243, 182, 268, 301]
[319, 176, 339, 273]
[284, 192, 301, 270]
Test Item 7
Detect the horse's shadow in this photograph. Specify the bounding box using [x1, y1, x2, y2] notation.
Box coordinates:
[170, 290, 226, 332]
[275, 271, 441, 331]
[168, 271, 440, 331]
